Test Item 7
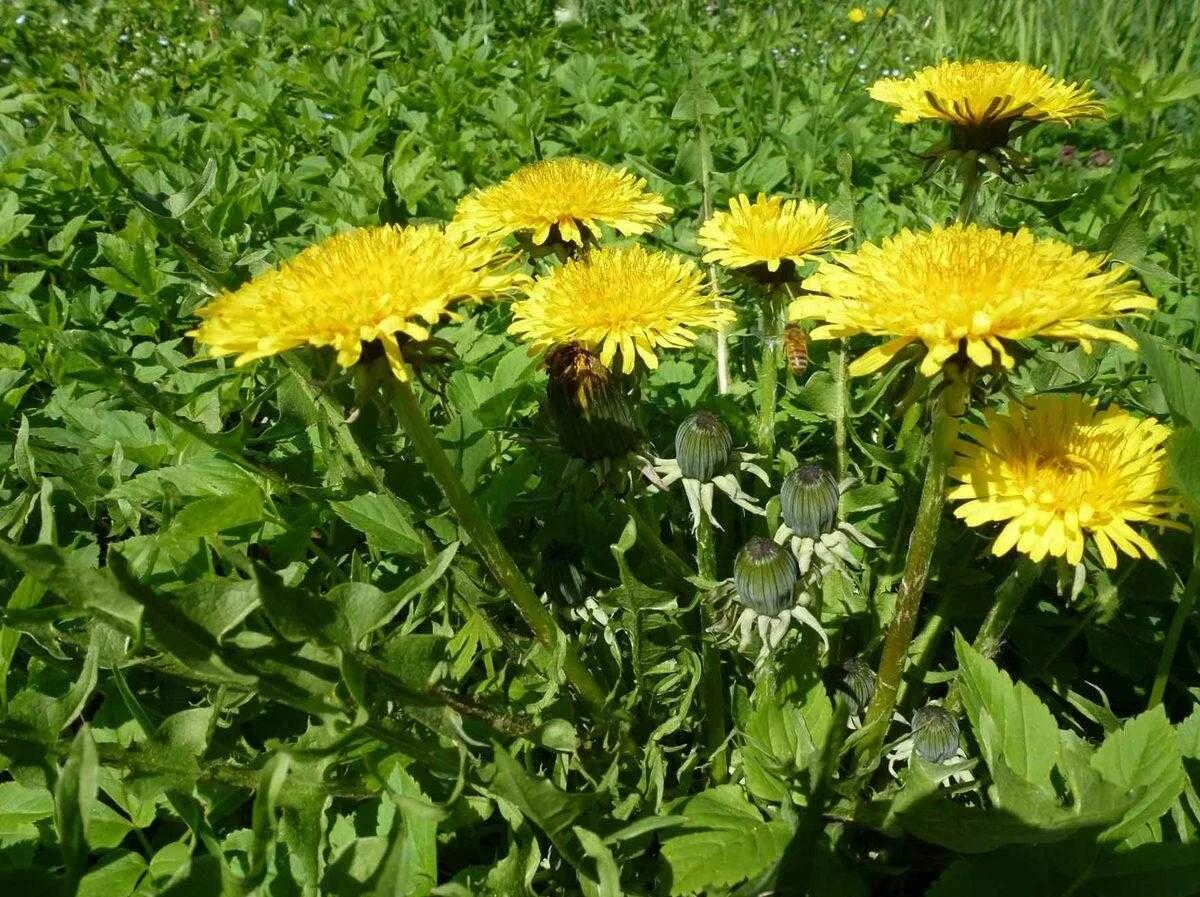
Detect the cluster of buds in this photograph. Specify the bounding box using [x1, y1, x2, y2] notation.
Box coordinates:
[709, 458, 873, 665]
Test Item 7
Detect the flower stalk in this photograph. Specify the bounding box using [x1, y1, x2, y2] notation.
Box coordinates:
[389, 372, 609, 713]
[755, 287, 787, 456]
[943, 556, 1041, 713]
[1148, 531, 1200, 708]
[695, 508, 730, 783]
[852, 375, 964, 774]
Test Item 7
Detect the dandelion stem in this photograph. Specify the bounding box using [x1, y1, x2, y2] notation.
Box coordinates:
[755, 289, 786, 456]
[1148, 531, 1200, 708]
[695, 509, 729, 783]
[852, 382, 962, 775]
[943, 556, 1042, 713]
[957, 152, 983, 224]
[389, 374, 609, 713]
[833, 341, 849, 503]
[696, 114, 730, 395]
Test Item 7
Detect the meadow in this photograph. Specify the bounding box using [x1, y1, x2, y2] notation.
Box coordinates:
[1, 0, 1199, 894]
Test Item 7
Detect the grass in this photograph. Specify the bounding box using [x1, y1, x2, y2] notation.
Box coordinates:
[1, 1, 1199, 894]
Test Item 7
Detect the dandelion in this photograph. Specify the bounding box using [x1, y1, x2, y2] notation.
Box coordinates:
[697, 193, 850, 281]
[191, 225, 523, 379]
[848, 7, 867, 23]
[452, 157, 671, 248]
[792, 223, 1154, 377]
[509, 244, 734, 374]
[870, 60, 1102, 151]
[949, 395, 1182, 568]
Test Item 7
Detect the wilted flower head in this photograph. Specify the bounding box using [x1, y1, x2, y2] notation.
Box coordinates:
[191, 225, 523, 379]
[869, 60, 1102, 148]
[544, 343, 642, 462]
[698, 193, 850, 280]
[509, 245, 734, 374]
[793, 223, 1154, 377]
[949, 395, 1182, 568]
[452, 157, 671, 247]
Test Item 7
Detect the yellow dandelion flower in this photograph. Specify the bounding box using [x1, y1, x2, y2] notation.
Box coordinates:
[870, 60, 1102, 129]
[697, 193, 850, 276]
[949, 395, 1182, 568]
[191, 225, 523, 379]
[508, 244, 734, 374]
[452, 157, 671, 247]
[791, 223, 1154, 377]
[848, 7, 867, 23]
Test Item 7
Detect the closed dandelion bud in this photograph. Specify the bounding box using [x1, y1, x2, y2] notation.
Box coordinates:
[675, 411, 733, 482]
[842, 658, 876, 713]
[912, 705, 960, 763]
[545, 343, 641, 462]
[733, 537, 797, 616]
[781, 464, 839, 538]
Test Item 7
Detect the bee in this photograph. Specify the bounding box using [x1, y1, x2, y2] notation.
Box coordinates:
[783, 324, 809, 377]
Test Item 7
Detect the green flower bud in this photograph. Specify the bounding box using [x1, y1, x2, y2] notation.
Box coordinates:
[675, 411, 733, 482]
[733, 537, 797, 616]
[842, 658, 876, 713]
[911, 704, 960, 763]
[780, 464, 839, 538]
[545, 343, 641, 462]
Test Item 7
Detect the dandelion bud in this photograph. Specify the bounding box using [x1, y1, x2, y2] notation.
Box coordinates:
[675, 411, 733, 482]
[780, 464, 839, 538]
[911, 704, 960, 763]
[842, 658, 876, 713]
[733, 537, 797, 616]
[545, 343, 641, 462]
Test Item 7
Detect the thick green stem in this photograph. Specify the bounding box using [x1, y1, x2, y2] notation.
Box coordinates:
[695, 510, 729, 783]
[853, 389, 961, 773]
[957, 153, 983, 224]
[972, 557, 1042, 661]
[943, 557, 1041, 713]
[1148, 532, 1200, 708]
[390, 375, 608, 712]
[696, 108, 730, 395]
[895, 591, 951, 712]
[832, 342, 849, 501]
[755, 290, 786, 456]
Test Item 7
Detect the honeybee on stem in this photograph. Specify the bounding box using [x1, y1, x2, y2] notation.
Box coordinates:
[783, 324, 809, 377]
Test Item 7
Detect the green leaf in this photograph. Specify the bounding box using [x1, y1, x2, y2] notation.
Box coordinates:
[1166, 428, 1200, 518]
[1131, 328, 1200, 428]
[77, 850, 147, 897]
[0, 540, 143, 634]
[671, 78, 722, 121]
[953, 632, 1060, 787]
[332, 542, 458, 643]
[331, 492, 425, 557]
[659, 785, 792, 896]
[373, 767, 439, 897]
[573, 826, 622, 897]
[247, 752, 292, 888]
[0, 781, 53, 840]
[1090, 842, 1200, 896]
[54, 725, 99, 884]
[486, 744, 592, 869]
[1091, 705, 1186, 841]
